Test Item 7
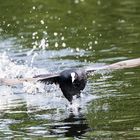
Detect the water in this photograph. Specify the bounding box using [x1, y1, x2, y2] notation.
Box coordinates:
[0, 0, 140, 139]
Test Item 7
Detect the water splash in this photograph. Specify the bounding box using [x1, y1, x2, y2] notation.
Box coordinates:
[0, 53, 64, 107]
[0, 51, 100, 139]
[0, 52, 97, 115]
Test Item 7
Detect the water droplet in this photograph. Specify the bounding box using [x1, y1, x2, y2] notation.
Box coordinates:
[84, 59, 87, 62]
[88, 41, 92, 46]
[89, 46, 92, 50]
[62, 43, 66, 47]
[32, 6, 36, 10]
[54, 32, 58, 36]
[40, 20, 45, 25]
[94, 40, 98, 44]
[61, 36, 64, 40]
[43, 31, 48, 35]
[7, 24, 10, 27]
[32, 32, 38, 36]
[55, 42, 58, 47]
[76, 48, 80, 52]
[97, 0, 101, 5]
[75, 0, 79, 4]
[16, 21, 20, 24]
[92, 20, 96, 24]
[67, 10, 72, 14]
[32, 36, 35, 39]
[71, 49, 74, 53]
[39, 38, 46, 50]
[118, 19, 125, 23]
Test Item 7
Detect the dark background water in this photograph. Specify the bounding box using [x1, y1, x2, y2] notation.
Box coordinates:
[0, 0, 140, 139]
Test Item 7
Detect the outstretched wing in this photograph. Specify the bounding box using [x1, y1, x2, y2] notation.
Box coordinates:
[34, 73, 60, 84]
[0, 73, 60, 86]
[85, 58, 140, 74]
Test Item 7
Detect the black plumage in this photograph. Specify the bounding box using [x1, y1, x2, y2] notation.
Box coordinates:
[59, 69, 87, 103]
[34, 68, 89, 103]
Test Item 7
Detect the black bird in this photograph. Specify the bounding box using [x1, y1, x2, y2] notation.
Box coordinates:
[45, 57, 140, 103]
[34, 68, 92, 104]
[1, 58, 140, 103]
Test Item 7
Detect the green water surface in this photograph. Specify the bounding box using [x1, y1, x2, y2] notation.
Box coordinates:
[0, 0, 140, 139]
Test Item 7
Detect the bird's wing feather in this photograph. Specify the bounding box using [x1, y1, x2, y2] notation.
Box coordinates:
[34, 73, 60, 84]
[85, 58, 140, 73]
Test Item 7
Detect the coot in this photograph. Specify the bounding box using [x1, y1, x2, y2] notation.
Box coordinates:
[34, 68, 91, 103]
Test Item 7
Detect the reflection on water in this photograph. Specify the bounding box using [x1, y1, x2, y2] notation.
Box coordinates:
[86, 68, 140, 139]
[0, 94, 87, 138]
[0, 0, 140, 139]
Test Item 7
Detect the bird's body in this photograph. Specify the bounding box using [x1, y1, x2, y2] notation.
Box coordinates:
[35, 68, 87, 103]
[59, 69, 87, 103]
